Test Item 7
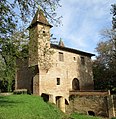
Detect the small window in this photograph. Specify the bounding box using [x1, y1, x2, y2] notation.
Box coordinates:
[43, 31, 45, 33]
[81, 56, 85, 65]
[59, 52, 64, 61]
[73, 57, 76, 61]
[57, 78, 60, 85]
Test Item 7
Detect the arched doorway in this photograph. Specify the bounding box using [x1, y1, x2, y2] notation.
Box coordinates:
[72, 78, 80, 90]
[55, 96, 65, 112]
[56, 96, 62, 108]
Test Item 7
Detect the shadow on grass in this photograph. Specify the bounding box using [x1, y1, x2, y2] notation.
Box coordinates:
[0, 96, 24, 107]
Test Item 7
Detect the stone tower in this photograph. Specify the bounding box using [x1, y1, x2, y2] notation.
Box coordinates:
[28, 9, 52, 95]
[28, 9, 52, 67]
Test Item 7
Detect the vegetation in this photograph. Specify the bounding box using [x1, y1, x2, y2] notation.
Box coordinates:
[0, 94, 105, 119]
[70, 112, 102, 119]
[0, 94, 64, 119]
[93, 4, 116, 92]
[0, 0, 61, 92]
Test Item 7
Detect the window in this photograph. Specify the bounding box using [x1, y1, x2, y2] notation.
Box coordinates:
[81, 56, 85, 65]
[43, 31, 45, 33]
[59, 52, 64, 61]
[43, 31, 46, 36]
[73, 57, 76, 61]
[57, 78, 60, 85]
[72, 78, 80, 90]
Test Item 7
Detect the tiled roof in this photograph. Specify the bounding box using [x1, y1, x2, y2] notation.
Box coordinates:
[51, 44, 95, 57]
[28, 9, 52, 28]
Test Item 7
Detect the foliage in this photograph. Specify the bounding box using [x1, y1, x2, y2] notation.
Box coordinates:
[111, 4, 116, 56]
[93, 31, 116, 91]
[111, 4, 116, 29]
[0, 0, 61, 40]
[0, 94, 64, 119]
[0, 29, 29, 92]
[37, 40, 55, 71]
[93, 4, 116, 92]
[0, 0, 61, 92]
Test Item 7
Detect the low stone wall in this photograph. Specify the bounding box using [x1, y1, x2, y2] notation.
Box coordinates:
[69, 90, 109, 96]
[0, 93, 13, 96]
[66, 91, 115, 118]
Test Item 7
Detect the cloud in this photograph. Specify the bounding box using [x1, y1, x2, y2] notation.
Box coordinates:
[51, 0, 116, 54]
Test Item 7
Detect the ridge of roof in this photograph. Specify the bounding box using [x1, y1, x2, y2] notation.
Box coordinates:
[50, 44, 95, 57]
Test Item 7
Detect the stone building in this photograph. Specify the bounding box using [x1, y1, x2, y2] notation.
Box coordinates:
[15, 9, 116, 118]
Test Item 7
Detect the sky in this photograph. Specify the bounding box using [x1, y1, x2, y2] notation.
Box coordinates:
[51, 0, 116, 55]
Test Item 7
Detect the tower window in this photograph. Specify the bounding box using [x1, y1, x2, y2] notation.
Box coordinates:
[59, 52, 64, 61]
[57, 78, 60, 85]
[81, 56, 85, 65]
[73, 57, 76, 61]
[43, 31, 45, 33]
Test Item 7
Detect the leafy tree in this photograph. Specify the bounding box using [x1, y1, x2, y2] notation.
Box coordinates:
[0, 0, 61, 92]
[111, 4, 116, 29]
[93, 39, 116, 91]
[0, 0, 61, 38]
[0, 29, 29, 92]
[93, 4, 116, 93]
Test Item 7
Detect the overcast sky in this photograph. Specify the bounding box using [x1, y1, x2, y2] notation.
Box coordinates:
[51, 0, 116, 55]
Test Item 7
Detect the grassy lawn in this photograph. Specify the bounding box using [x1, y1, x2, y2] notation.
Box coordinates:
[0, 94, 64, 119]
[0, 94, 107, 119]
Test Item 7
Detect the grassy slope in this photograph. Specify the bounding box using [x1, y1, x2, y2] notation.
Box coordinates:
[0, 94, 64, 119]
[0, 94, 105, 119]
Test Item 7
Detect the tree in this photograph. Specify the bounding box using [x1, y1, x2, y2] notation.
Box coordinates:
[93, 4, 116, 92]
[0, 0, 61, 92]
[0, 0, 61, 38]
[93, 40, 116, 91]
[111, 4, 116, 58]
[111, 4, 116, 29]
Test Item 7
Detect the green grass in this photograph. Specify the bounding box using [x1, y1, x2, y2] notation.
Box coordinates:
[0, 94, 105, 119]
[70, 113, 102, 119]
[0, 94, 64, 119]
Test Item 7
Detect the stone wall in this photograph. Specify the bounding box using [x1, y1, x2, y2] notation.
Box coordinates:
[66, 92, 116, 118]
[16, 58, 39, 94]
[113, 95, 116, 117]
[29, 24, 51, 67]
[39, 48, 94, 96]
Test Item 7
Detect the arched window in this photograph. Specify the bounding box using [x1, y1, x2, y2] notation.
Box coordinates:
[72, 78, 80, 90]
